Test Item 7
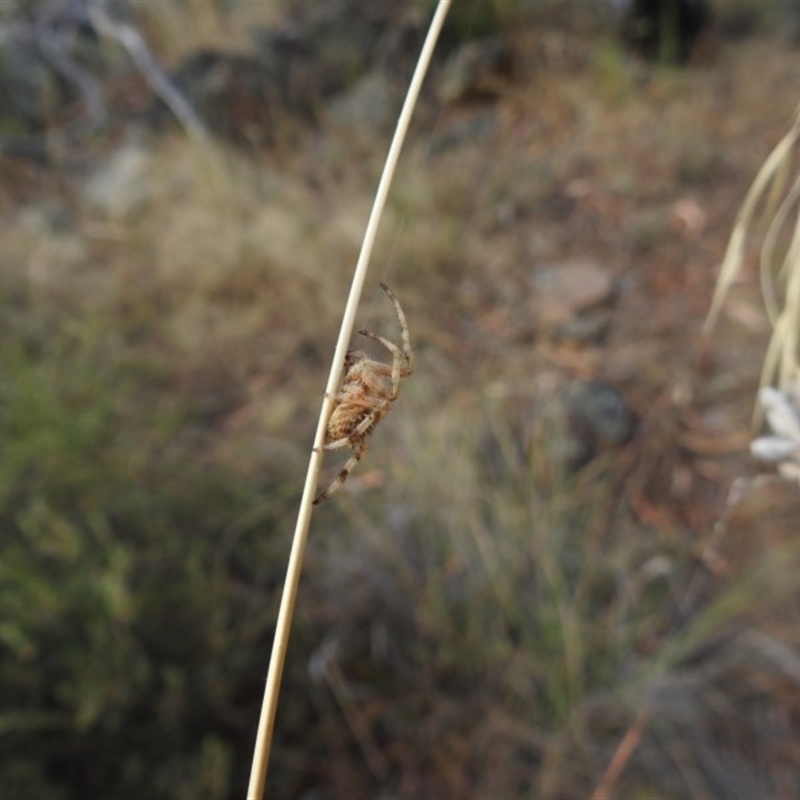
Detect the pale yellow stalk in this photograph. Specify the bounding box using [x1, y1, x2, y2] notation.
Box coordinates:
[245, 2, 452, 797]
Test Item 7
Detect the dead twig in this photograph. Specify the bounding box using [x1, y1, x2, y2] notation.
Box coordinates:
[86, 0, 209, 143]
[590, 707, 653, 800]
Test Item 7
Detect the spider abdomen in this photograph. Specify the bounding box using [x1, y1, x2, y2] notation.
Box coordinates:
[326, 398, 387, 442]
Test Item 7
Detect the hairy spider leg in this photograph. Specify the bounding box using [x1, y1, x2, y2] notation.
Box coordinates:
[313, 441, 368, 504]
[358, 330, 405, 398]
[379, 282, 415, 373]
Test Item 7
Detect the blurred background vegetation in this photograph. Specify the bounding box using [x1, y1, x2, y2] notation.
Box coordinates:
[3, 1, 800, 798]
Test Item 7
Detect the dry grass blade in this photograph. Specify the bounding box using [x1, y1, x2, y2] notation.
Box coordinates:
[704, 104, 800, 334]
[245, 2, 452, 798]
[705, 104, 800, 418]
[759, 172, 800, 324]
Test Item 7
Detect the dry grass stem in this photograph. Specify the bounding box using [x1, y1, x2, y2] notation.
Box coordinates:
[245, 2, 452, 797]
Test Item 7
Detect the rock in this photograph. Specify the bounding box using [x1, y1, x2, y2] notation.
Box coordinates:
[619, 0, 711, 64]
[159, 4, 419, 147]
[554, 309, 612, 345]
[528, 380, 637, 475]
[530, 259, 615, 331]
[0, 3, 113, 157]
[0, 37, 57, 134]
[436, 36, 513, 103]
[327, 72, 397, 133]
[563, 380, 638, 455]
[428, 108, 498, 155]
[283, 0, 421, 75]
[81, 144, 152, 219]
[156, 49, 293, 145]
[4, 199, 87, 279]
[477, 379, 637, 489]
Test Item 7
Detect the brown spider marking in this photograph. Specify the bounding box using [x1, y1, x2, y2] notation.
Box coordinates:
[313, 282, 414, 504]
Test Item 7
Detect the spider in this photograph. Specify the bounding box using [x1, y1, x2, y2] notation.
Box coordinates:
[313, 282, 414, 504]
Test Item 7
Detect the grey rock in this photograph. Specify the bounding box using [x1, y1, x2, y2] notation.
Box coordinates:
[81, 144, 152, 219]
[531, 259, 616, 332]
[0, 35, 59, 134]
[554, 309, 612, 345]
[428, 109, 498, 155]
[477, 379, 637, 490]
[563, 380, 638, 464]
[436, 36, 513, 103]
[327, 72, 397, 133]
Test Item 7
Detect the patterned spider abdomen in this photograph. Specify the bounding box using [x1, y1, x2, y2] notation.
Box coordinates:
[324, 352, 392, 444]
[326, 402, 372, 442]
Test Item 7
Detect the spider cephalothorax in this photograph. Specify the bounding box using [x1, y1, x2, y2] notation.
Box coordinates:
[314, 283, 414, 504]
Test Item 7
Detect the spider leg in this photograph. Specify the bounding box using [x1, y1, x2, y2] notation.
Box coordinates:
[352, 404, 388, 437]
[359, 330, 404, 399]
[359, 330, 402, 357]
[379, 282, 415, 375]
[313, 441, 368, 504]
[323, 407, 385, 449]
[323, 435, 356, 451]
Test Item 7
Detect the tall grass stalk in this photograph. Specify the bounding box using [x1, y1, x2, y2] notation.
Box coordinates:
[245, 2, 452, 797]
